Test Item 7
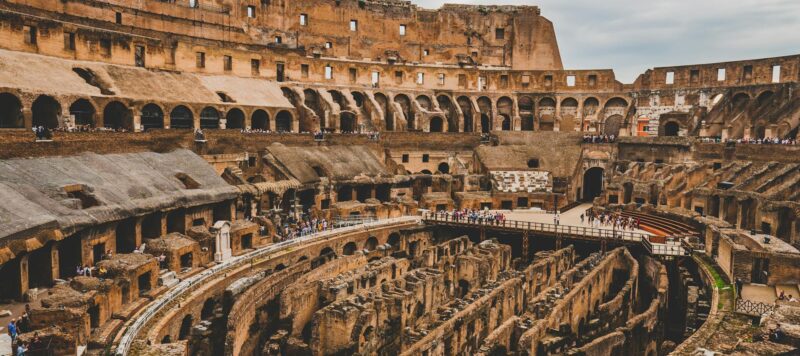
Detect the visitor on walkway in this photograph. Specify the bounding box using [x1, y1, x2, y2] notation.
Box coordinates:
[7, 318, 17, 342]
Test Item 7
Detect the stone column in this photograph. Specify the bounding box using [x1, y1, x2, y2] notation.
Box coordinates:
[22, 108, 33, 130]
[19, 254, 30, 298]
[131, 106, 141, 132]
[50, 242, 60, 282]
[554, 97, 562, 132]
[577, 99, 584, 132]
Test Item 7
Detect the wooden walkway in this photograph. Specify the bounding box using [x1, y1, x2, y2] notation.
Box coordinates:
[422, 213, 688, 257]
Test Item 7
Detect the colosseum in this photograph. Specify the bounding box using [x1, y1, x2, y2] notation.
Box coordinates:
[0, 0, 798, 355]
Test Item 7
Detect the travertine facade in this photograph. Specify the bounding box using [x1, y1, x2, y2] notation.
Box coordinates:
[0, 1, 798, 356]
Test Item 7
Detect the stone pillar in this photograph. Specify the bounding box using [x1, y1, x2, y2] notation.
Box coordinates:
[554, 97, 562, 132]
[160, 214, 169, 237]
[61, 107, 74, 130]
[131, 106, 142, 132]
[134, 218, 144, 248]
[19, 254, 29, 298]
[577, 99, 584, 132]
[22, 108, 33, 130]
[50, 242, 60, 282]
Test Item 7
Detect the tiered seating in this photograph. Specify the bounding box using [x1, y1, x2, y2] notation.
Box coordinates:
[491, 170, 551, 193]
[619, 211, 699, 237]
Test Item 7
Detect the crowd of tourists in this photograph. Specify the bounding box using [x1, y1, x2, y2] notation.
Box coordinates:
[583, 134, 616, 143]
[430, 209, 508, 225]
[277, 215, 332, 241]
[581, 208, 641, 231]
[698, 137, 798, 145]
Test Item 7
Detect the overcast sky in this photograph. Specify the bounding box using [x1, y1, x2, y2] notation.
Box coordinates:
[410, 0, 800, 83]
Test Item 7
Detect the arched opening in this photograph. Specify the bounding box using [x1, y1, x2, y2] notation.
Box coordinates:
[457, 96, 473, 133]
[168, 106, 193, 129]
[437, 162, 450, 174]
[340, 112, 356, 132]
[480, 114, 491, 133]
[394, 94, 413, 130]
[343, 242, 358, 256]
[560, 98, 578, 132]
[103, 101, 132, 130]
[437, 95, 459, 132]
[527, 159, 539, 168]
[583, 167, 604, 202]
[251, 109, 269, 130]
[663, 121, 680, 136]
[0, 93, 24, 128]
[178, 315, 193, 340]
[69, 99, 95, 127]
[416, 95, 432, 111]
[364, 237, 378, 251]
[519, 96, 534, 131]
[538, 97, 556, 131]
[276, 111, 293, 132]
[732, 93, 750, 107]
[375, 93, 392, 131]
[757, 91, 774, 107]
[303, 89, 326, 129]
[32, 95, 61, 129]
[500, 115, 511, 131]
[140, 104, 164, 130]
[351, 91, 365, 107]
[387, 233, 401, 249]
[200, 107, 220, 129]
[429, 116, 444, 132]
[201, 298, 216, 320]
[319, 247, 336, 258]
[225, 108, 244, 129]
[329, 90, 348, 111]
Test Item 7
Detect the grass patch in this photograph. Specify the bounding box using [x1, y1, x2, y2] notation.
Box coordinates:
[696, 253, 730, 290]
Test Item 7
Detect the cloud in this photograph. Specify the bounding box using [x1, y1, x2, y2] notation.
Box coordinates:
[410, 0, 800, 82]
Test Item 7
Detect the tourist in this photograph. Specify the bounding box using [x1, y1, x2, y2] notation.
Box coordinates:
[8, 318, 17, 342]
[76, 265, 84, 276]
[158, 254, 167, 269]
[778, 289, 786, 301]
[15, 341, 26, 356]
[789, 295, 799, 303]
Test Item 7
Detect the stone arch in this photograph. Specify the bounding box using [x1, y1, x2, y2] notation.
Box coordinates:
[103, 101, 133, 130]
[497, 96, 513, 131]
[394, 94, 413, 130]
[663, 121, 680, 137]
[303, 89, 326, 129]
[32, 95, 61, 129]
[251, 109, 269, 130]
[437, 95, 459, 132]
[753, 121, 767, 139]
[225, 108, 245, 129]
[732, 92, 750, 106]
[140, 103, 164, 130]
[329, 90, 348, 111]
[477, 96, 492, 133]
[69, 99, 96, 127]
[169, 105, 194, 129]
[375, 93, 393, 131]
[583, 167, 604, 201]
[429, 116, 444, 132]
[437, 162, 450, 174]
[342, 241, 358, 256]
[0, 93, 24, 128]
[519, 96, 534, 131]
[387, 233, 401, 249]
[756, 90, 774, 107]
[583, 97, 600, 117]
[416, 95, 433, 111]
[457, 96, 474, 132]
[351, 91, 365, 107]
[538, 97, 556, 131]
[364, 236, 379, 251]
[560, 97, 578, 132]
[200, 107, 220, 129]
[604, 97, 628, 110]
[319, 247, 336, 259]
[276, 111, 293, 132]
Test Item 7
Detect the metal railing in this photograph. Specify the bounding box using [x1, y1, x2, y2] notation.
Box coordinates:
[422, 212, 650, 242]
[114, 216, 420, 355]
[735, 298, 777, 316]
[422, 212, 687, 256]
